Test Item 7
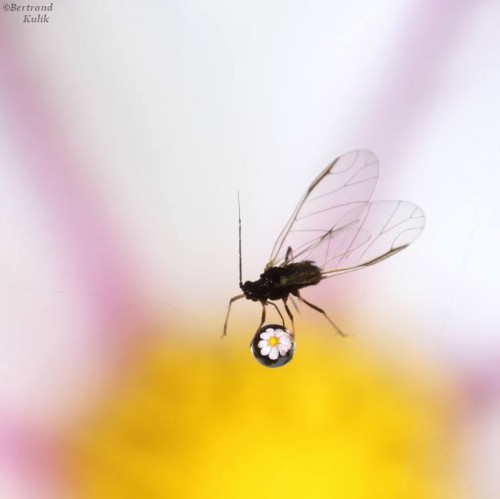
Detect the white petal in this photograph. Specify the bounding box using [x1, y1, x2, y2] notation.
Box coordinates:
[265, 327, 275, 335]
[279, 336, 292, 347]
[258, 340, 268, 349]
[260, 332, 271, 340]
[261, 346, 271, 356]
[269, 347, 279, 360]
[278, 344, 290, 356]
[274, 329, 285, 338]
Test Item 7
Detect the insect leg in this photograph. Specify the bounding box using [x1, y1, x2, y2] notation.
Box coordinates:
[222, 293, 245, 338]
[298, 296, 347, 337]
[289, 294, 301, 314]
[256, 302, 267, 332]
[282, 298, 295, 335]
[267, 301, 285, 327]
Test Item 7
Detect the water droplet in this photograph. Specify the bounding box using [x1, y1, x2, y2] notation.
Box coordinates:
[250, 324, 295, 368]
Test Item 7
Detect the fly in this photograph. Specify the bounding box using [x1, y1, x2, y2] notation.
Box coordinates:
[223, 149, 425, 340]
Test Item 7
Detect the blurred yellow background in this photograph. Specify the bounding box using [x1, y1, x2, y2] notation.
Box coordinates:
[70, 327, 460, 499]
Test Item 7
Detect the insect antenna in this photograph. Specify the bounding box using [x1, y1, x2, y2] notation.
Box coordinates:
[238, 190, 243, 286]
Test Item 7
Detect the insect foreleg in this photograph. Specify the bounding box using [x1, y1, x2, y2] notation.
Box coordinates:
[222, 293, 245, 338]
[267, 301, 285, 327]
[282, 298, 295, 335]
[298, 296, 347, 337]
[256, 302, 267, 332]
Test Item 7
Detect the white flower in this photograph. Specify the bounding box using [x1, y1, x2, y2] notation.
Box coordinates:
[257, 327, 292, 360]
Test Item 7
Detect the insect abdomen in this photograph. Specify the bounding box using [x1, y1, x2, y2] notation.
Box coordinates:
[280, 261, 322, 291]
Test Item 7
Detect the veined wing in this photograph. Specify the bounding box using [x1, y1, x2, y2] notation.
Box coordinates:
[319, 200, 425, 276]
[267, 150, 379, 268]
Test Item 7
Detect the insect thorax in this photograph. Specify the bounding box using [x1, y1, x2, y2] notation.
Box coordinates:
[240, 261, 322, 302]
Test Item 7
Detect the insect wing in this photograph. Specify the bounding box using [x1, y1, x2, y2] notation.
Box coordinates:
[320, 200, 425, 276]
[286, 224, 372, 272]
[267, 150, 379, 268]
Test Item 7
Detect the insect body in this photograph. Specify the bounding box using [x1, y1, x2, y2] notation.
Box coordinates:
[223, 149, 425, 340]
[241, 261, 322, 302]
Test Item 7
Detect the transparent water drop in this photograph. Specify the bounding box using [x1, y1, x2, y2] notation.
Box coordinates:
[250, 324, 295, 368]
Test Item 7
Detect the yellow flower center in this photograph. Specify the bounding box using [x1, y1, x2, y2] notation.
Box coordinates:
[268, 336, 279, 347]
